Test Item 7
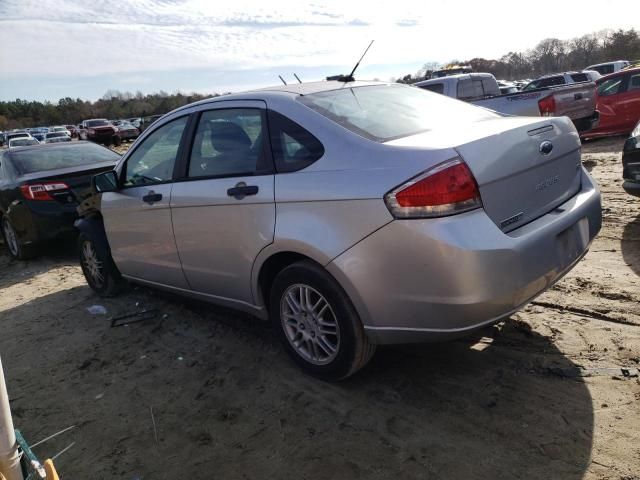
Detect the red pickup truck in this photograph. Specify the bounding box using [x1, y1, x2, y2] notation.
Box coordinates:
[78, 119, 121, 146]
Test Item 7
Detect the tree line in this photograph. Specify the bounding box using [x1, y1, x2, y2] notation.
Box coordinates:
[396, 28, 639, 84]
[2, 28, 639, 130]
[0, 91, 216, 131]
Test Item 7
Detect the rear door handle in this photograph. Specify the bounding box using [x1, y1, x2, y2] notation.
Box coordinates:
[227, 183, 259, 199]
[142, 191, 162, 204]
[574, 93, 583, 100]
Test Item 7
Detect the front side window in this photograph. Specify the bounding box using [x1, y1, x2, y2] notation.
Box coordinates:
[598, 77, 624, 97]
[124, 116, 187, 187]
[188, 109, 268, 178]
[570, 73, 588, 83]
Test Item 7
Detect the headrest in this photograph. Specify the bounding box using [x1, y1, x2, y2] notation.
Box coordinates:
[209, 121, 251, 153]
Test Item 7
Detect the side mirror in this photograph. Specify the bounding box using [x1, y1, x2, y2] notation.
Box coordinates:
[93, 170, 119, 193]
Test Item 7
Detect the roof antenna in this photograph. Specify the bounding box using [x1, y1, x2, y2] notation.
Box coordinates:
[293, 73, 302, 84]
[278, 75, 287, 85]
[327, 40, 374, 82]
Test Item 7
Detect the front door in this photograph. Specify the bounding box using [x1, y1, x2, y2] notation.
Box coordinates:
[596, 75, 628, 134]
[101, 115, 190, 288]
[170, 104, 275, 304]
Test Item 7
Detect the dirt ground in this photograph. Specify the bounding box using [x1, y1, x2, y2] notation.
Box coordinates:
[0, 137, 638, 480]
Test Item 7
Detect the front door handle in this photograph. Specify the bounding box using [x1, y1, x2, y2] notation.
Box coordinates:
[227, 183, 259, 199]
[142, 191, 162, 204]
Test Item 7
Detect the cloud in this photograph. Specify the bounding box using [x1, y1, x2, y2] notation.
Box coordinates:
[0, 0, 637, 100]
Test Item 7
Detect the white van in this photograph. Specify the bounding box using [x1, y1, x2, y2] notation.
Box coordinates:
[585, 60, 630, 76]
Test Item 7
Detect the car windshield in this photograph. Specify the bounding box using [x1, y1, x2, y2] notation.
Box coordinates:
[298, 84, 495, 142]
[8, 143, 120, 174]
[52, 127, 66, 132]
[10, 138, 39, 147]
[86, 120, 109, 127]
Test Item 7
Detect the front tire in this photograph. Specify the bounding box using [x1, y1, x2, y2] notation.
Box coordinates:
[78, 233, 122, 296]
[1, 216, 36, 260]
[270, 261, 375, 381]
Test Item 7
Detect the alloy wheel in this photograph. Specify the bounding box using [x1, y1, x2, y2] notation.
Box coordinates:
[81, 240, 104, 288]
[280, 284, 341, 365]
[2, 219, 19, 257]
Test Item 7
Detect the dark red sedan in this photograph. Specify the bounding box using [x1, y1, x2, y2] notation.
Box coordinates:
[584, 67, 640, 139]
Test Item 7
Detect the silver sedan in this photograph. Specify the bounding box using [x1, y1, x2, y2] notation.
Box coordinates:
[78, 81, 602, 380]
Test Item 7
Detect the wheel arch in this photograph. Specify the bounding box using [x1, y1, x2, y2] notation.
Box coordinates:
[74, 213, 115, 267]
[252, 243, 372, 331]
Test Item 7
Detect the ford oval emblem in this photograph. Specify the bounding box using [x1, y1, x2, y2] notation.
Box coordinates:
[539, 141, 554, 155]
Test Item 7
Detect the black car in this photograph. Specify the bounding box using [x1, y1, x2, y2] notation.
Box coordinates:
[622, 120, 640, 197]
[0, 142, 119, 259]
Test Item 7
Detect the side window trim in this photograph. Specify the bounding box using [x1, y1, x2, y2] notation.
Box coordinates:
[175, 107, 275, 182]
[118, 114, 192, 189]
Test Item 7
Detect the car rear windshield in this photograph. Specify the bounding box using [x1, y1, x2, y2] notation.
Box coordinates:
[46, 132, 66, 138]
[8, 143, 120, 174]
[86, 120, 110, 127]
[298, 84, 495, 142]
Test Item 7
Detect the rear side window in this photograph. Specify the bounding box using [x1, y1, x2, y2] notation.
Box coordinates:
[628, 73, 640, 91]
[598, 77, 625, 96]
[457, 79, 484, 99]
[267, 110, 324, 173]
[596, 65, 615, 75]
[188, 109, 269, 178]
[421, 83, 444, 94]
[570, 73, 588, 83]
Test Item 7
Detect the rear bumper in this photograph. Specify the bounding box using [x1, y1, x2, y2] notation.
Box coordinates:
[327, 168, 602, 345]
[10, 202, 79, 245]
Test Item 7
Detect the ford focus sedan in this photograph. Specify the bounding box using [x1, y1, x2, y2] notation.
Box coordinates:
[77, 81, 602, 380]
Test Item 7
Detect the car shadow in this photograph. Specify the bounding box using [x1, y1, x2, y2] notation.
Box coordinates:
[0, 284, 594, 480]
[621, 213, 640, 277]
[0, 237, 78, 290]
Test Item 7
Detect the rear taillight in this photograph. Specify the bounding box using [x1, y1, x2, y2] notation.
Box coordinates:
[20, 182, 70, 201]
[384, 158, 482, 218]
[538, 95, 556, 116]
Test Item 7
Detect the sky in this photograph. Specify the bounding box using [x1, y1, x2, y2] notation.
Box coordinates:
[0, 0, 637, 102]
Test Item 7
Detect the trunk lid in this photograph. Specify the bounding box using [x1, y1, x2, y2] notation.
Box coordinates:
[387, 116, 582, 232]
[550, 82, 597, 120]
[19, 161, 116, 205]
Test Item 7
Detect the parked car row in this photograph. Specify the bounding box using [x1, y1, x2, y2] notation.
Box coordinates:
[1, 116, 163, 149]
[0, 128, 73, 148]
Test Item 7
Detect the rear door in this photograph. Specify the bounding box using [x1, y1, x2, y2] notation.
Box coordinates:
[170, 102, 275, 304]
[101, 115, 190, 288]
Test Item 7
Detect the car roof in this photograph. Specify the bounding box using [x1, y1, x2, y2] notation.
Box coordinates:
[587, 60, 629, 68]
[171, 80, 387, 113]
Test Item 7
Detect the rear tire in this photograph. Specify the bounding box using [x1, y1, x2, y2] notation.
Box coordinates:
[270, 260, 375, 381]
[1, 216, 37, 260]
[113, 136, 122, 147]
[78, 232, 122, 296]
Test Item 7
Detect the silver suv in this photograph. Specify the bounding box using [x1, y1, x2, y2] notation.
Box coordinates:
[79, 81, 601, 379]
